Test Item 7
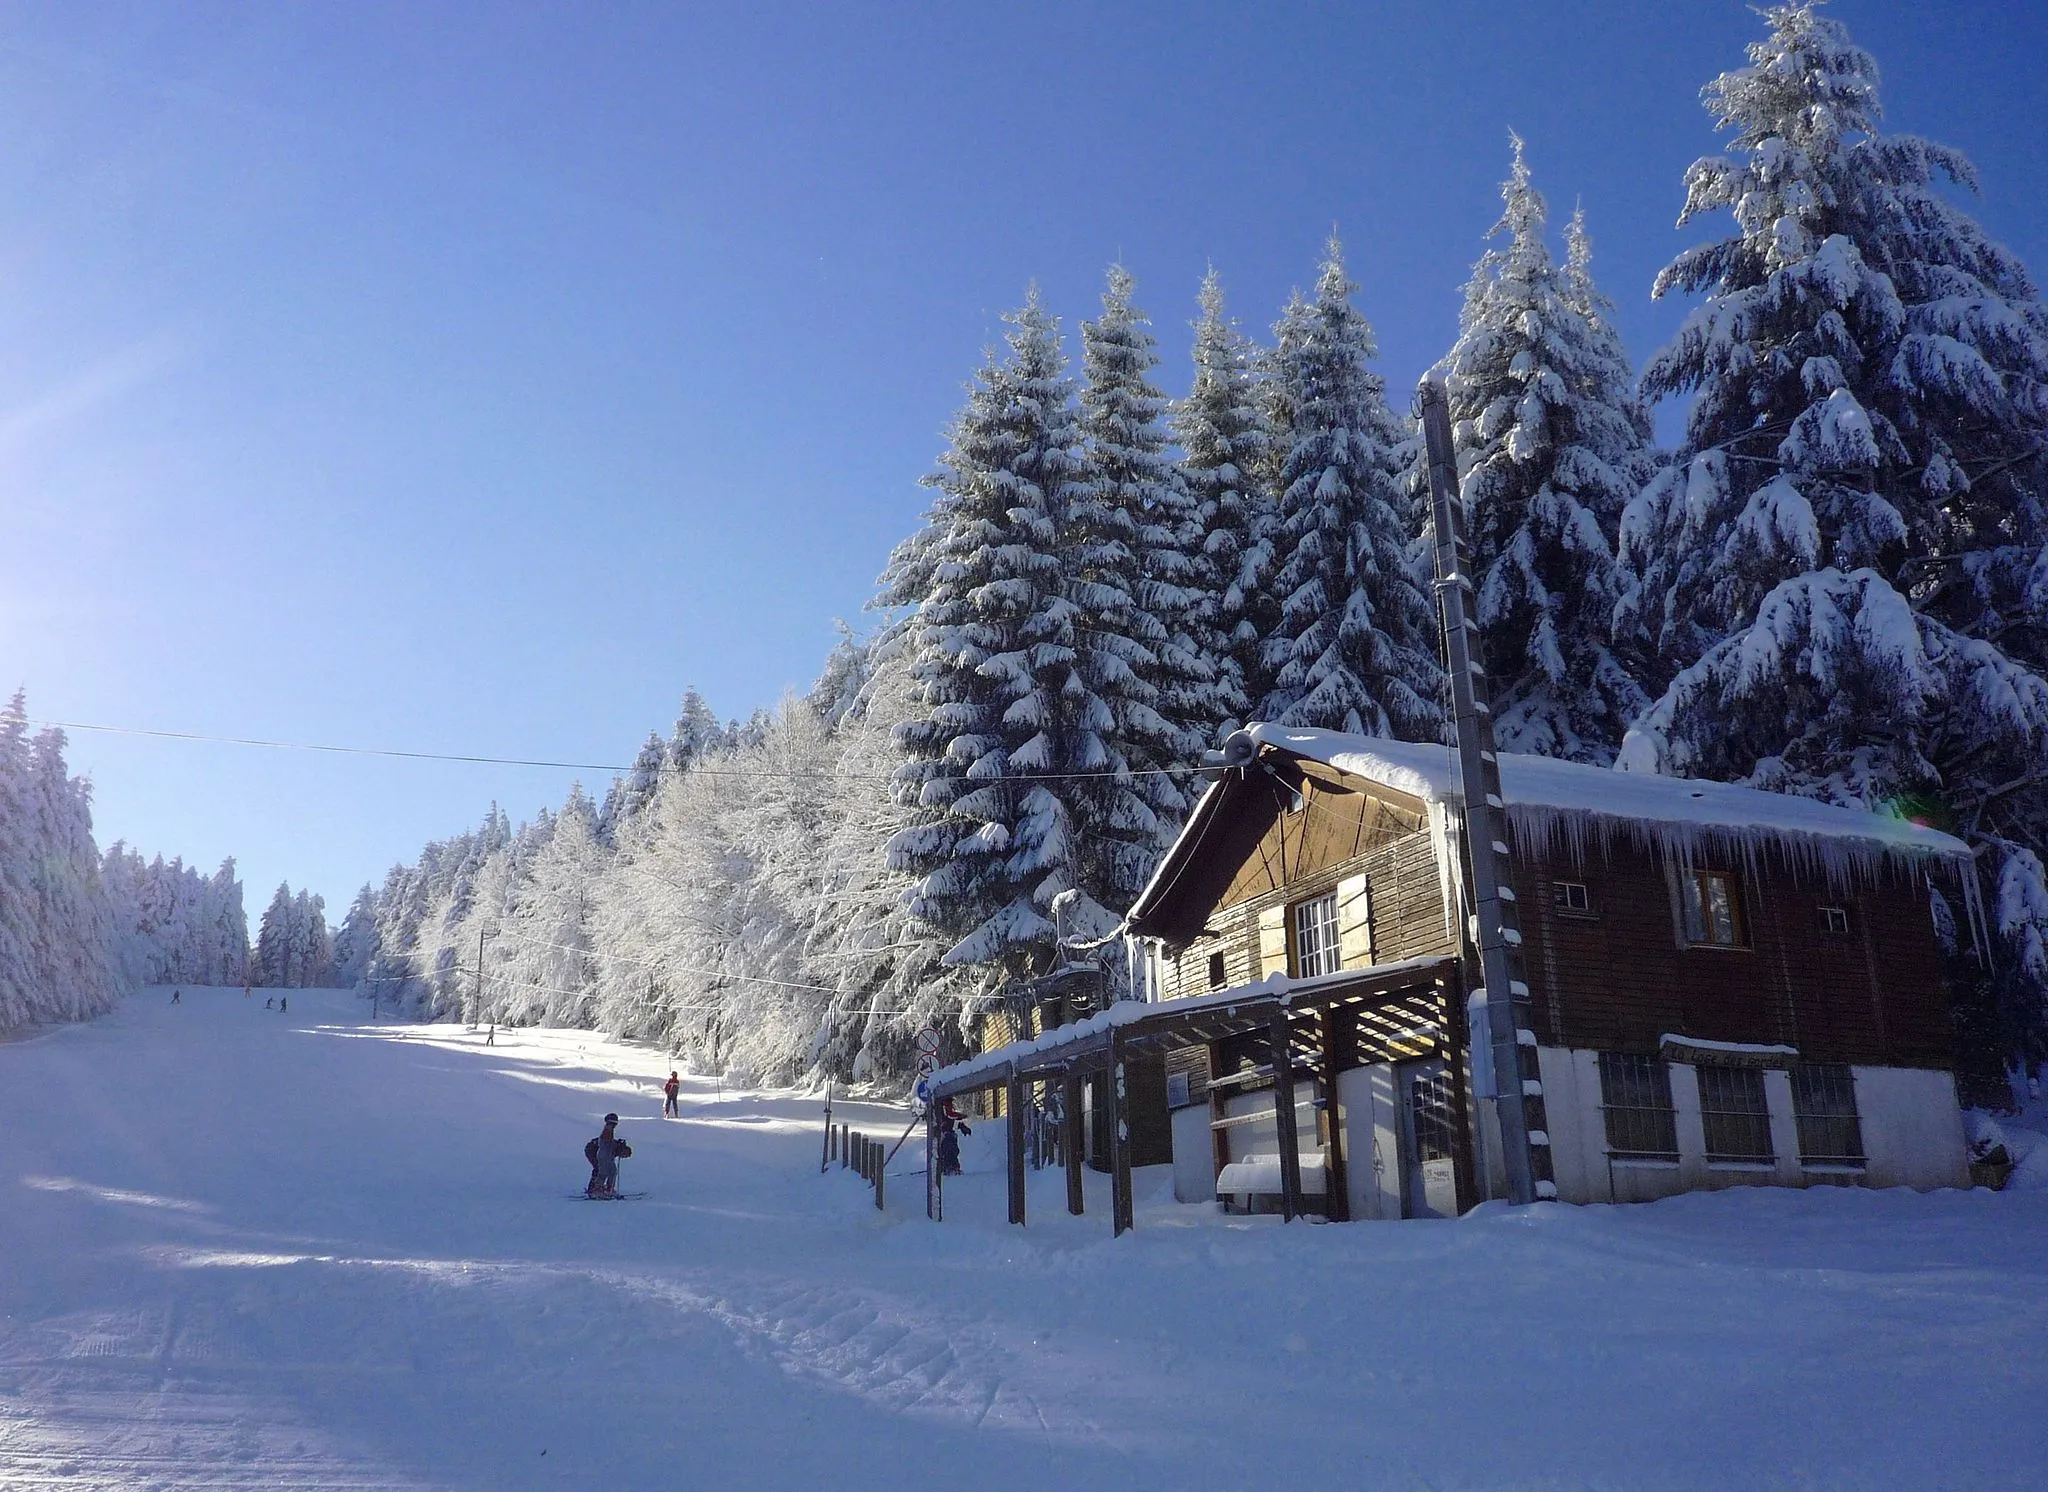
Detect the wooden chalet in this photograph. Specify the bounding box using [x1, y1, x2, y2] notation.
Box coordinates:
[926, 724, 1976, 1232]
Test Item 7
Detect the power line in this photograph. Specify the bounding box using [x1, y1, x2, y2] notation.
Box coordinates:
[34, 717, 1198, 785]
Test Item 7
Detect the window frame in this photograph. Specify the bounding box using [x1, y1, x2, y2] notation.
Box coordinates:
[1695, 1064, 1776, 1165]
[1818, 904, 1851, 936]
[1790, 1062, 1865, 1169]
[1552, 880, 1593, 916]
[1597, 1051, 1679, 1163]
[1290, 891, 1342, 979]
[1679, 868, 1748, 949]
[1206, 949, 1227, 989]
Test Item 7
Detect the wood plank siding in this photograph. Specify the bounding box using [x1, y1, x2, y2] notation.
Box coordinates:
[1155, 776, 1451, 1003]
[1512, 841, 1953, 1070]
[1148, 772, 1953, 1074]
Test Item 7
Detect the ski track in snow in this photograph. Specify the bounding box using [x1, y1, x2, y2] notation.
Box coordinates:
[1, 990, 2044, 1489]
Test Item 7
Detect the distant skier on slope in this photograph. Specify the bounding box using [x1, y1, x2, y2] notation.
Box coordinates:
[663, 1071, 681, 1118]
[584, 1113, 632, 1198]
[170, 989, 180, 1005]
[279, 996, 287, 1013]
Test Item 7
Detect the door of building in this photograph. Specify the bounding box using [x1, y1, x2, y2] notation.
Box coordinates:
[1398, 1058, 1460, 1218]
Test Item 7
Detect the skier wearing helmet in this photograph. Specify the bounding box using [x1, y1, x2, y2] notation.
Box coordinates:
[583, 1113, 633, 1198]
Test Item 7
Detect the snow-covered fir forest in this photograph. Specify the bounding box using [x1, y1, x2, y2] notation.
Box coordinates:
[310, 7, 2045, 1095]
[7, 8, 2044, 1096]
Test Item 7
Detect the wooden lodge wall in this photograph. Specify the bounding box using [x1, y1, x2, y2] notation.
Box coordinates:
[1148, 771, 1954, 1075]
[1512, 841, 1954, 1070]
[1155, 776, 1454, 1005]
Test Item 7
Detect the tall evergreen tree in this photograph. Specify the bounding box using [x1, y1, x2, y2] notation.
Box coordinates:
[1261, 239, 1443, 738]
[890, 287, 1177, 991]
[1435, 139, 1653, 762]
[1078, 264, 1218, 759]
[1617, 3, 2048, 1070]
[1176, 268, 1278, 732]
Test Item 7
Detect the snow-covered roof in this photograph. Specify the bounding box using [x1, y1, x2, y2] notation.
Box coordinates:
[1245, 725, 1970, 871]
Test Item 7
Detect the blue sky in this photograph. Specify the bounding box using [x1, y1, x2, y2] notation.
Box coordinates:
[2, 1, 2044, 917]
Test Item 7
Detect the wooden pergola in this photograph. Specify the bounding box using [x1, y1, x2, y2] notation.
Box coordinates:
[923, 954, 1464, 1235]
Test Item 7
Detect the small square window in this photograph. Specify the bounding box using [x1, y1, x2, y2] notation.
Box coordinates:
[1679, 869, 1746, 947]
[1819, 905, 1850, 936]
[1291, 893, 1341, 978]
[1166, 1070, 1192, 1108]
[1207, 950, 1227, 988]
[1553, 880, 1591, 913]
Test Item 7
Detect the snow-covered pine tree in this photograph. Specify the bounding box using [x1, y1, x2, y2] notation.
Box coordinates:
[598, 733, 668, 843]
[667, 689, 726, 772]
[1176, 268, 1279, 733]
[331, 884, 380, 988]
[889, 288, 1133, 992]
[1260, 238, 1443, 738]
[23, 727, 122, 1020]
[256, 883, 296, 987]
[1617, 2, 2048, 1073]
[1434, 138, 1653, 762]
[1078, 264, 1219, 764]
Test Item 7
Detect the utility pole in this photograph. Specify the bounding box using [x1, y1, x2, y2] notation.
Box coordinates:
[471, 927, 497, 1035]
[1418, 377, 1556, 1206]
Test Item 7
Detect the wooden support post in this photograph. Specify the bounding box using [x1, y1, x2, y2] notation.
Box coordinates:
[1319, 1007, 1350, 1222]
[875, 1143, 885, 1210]
[925, 1106, 938, 1221]
[1271, 1010, 1303, 1223]
[1063, 1071, 1085, 1216]
[840, 1123, 849, 1169]
[1442, 977, 1479, 1214]
[1110, 1031, 1134, 1237]
[1006, 1074, 1027, 1226]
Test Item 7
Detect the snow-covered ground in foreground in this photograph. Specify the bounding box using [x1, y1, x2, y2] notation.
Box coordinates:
[2, 990, 2043, 1490]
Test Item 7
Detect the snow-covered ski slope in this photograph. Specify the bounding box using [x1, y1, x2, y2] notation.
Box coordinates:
[2, 990, 2043, 1489]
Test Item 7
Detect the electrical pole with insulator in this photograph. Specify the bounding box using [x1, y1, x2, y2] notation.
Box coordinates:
[1417, 377, 1556, 1206]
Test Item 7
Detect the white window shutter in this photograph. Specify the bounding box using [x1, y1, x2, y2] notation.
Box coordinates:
[1257, 904, 1288, 977]
[1338, 874, 1375, 968]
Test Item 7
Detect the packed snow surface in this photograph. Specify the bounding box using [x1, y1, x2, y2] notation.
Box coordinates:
[4, 989, 2045, 1489]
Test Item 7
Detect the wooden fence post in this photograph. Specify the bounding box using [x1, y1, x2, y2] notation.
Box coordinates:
[1007, 1073, 1027, 1226]
[1063, 1071, 1085, 1216]
[875, 1144, 885, 1211]
[1271, 1010, 1302, 1224]
[1110, 1030, 1134, 1237]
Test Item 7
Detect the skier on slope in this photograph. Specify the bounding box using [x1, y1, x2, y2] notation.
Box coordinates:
[584, 1113, 633, 1198]
[663, 1071, 681, 1119]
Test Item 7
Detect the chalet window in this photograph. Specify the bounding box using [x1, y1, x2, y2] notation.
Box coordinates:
[1598, 1052, 1678, 1161]
[1679, 868, 1746, 947]
[1553, 880, 1592, 914]
[1696, 1066, 1775, 1164]
[1819, 905, 1851, 936]
[1165, 1070, 1192, 1108]
[1207, 950, 1227, 989]
[1791, 1063, 1865, 1167]
[1291, 892, 1341, 978]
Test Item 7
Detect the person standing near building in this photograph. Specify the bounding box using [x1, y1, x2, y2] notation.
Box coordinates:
[662, 1071, 681, 1118]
